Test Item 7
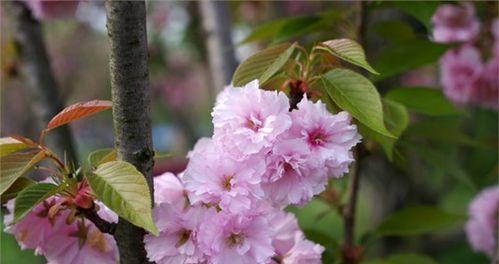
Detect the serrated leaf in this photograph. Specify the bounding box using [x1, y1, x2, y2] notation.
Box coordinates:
[385, 87, 462, 116]
[87, 161, 158, 235]
[45, 100, 112, 131]
[88, 148, 117, 168]
[13, 183, 59, 223]
[1, 177, 35, 202]
[232, 43, 296, 87]
[0, 137, 30, 157]
[360, 99, 409, 161]
[0, 151, 46, 195]
[322, 68, 394, 138]
[376, 206, 465, 236]
[318, 38, 379, 74]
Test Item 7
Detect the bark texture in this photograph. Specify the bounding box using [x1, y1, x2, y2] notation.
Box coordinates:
[199, 0, 238, 91]
[8, 1, 77, 162]
[105, 1, 154, 263]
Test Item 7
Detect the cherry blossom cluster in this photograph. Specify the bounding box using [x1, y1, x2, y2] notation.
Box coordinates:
[144, 80, 361, 263]
[465, 186, 499, 259]
[3, 180, 120, 264]
[432, 3, 498, 109]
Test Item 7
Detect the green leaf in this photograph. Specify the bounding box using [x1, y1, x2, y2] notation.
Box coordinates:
[385, 87, 462, 116]
[373, 40, 449, 81]
[405, 118, 485, 147]
[390, 2, 440, 30]
[273, 16, 323, 43]
[1, 177, 35, 202]
[318, 39, 379, 74]
[360, 99, 409, 161]
[87, 161, 158, 235]
[372, 20, 415, 43]
[232, 43, 296, 87]
[363, 253, 438, 264]
[403, 141, 476, 190]
[0, 137, 30, 157]
[376, 206, 465, 236]
[13, 183, 59, 223]
[322, 68, 394, 138]
[0, 151, 46, 195]
[88, 148, 117, 168]
[240, 19, 286, 44]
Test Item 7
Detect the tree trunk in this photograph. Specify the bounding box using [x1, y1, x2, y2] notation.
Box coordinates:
[105, 1, 154, 263]
[7, 1, 77, 162]
[199, 0, 238, 91]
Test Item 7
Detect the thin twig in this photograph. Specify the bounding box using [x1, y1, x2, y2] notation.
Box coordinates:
[79, 206, 117, 235]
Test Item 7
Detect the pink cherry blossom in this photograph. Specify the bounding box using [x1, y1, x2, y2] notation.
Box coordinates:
[431, 3, 480, 43]
[95, 201, 118, 224]
[212, 80, 292, 159]
[290, 99, 360, 178]
[268, 211, 324, 264]
[465, 186, 499, 258]
[439, 45, 483, 105]
[262, 139, 328, 206]
[280, 233, 324, 264]
[41, 223, 118, 264]
[4, 197, 119, 264]
[197, 209, 274, 264]
[154, 171, 186, 206]
[144, 203, 205, 264]
[470, 57, 499, 109]
[25, 0, 80, 20]
[183, 138, 265, 213]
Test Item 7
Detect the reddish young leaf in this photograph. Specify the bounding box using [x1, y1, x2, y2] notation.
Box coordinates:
[10, 135, 39, 146]
[46, 100, 112, 131]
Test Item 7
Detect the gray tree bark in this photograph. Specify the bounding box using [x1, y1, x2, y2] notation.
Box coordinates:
[7, 1, 77, 163]
[105, 1, 154, 263]
[199, 0, 238, 91]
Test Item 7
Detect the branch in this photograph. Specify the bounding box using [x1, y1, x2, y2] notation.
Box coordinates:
[342, 3, 368, 264]
[105, 1, 154, 263]
[199, 0, 238, 91]
[79, 207, 117, 235]
[7, 1, 77, 162]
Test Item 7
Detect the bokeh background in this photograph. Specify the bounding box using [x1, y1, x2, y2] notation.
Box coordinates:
[1, 1, 497, 263]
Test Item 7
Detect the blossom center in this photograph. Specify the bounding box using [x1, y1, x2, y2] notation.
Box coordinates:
[308, 129, 327, 147]
[226, 232, 245, 247]
[175, 229, 192, 248]
[221, 175, 233, 191]
[245, 113, 263, 131]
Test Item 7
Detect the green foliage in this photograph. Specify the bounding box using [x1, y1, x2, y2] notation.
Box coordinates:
[87, 161, 158, 235]
[13, 183, 59, 223]
[385, 87, 462, 116]
[0, 137, 31, 157]
[0, 151, 46, 195]
[372, 40, 449, 81]
[322, 68, 394, 138]
[389, 2, 440, 29]
[360, 99, 409, 161]
[363, 253, 438, 264]
[1, 177, 35, 202]
[317, 39, 379, 74]
[232, 43, 296, 86]
[405, 118, 483, 147]
[375, 206, 465, 236]
[274, 16, 323, 43]
[88, 148, 117, 168]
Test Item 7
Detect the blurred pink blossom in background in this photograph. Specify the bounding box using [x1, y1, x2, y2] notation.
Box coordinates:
[432, 2, 480, 43]
[465, 186, 499, 258]
[439, 45, 483, 105]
